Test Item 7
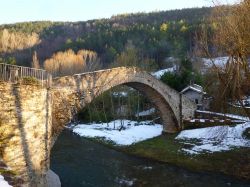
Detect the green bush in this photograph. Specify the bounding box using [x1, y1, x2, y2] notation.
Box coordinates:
[21, 76, 40, 85]
[160, 58, 203, 91]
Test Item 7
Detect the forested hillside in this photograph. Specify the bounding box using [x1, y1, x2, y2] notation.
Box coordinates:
[0, 7, 213, 68]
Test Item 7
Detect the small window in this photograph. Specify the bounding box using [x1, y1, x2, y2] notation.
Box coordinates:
[195, 99, 199, 104]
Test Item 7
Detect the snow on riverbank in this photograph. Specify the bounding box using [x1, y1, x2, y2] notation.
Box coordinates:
[72, 120, 163, 145]
[176, 122, 250, 154]
[0, 175, 12, 187]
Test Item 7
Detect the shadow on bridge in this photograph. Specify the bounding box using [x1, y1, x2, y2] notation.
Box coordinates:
[12, 85, 35, 185]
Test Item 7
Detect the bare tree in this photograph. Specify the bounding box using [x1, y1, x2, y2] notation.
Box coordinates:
[0, 29, 40, 53]
[44, 49, 100, 76]
[32, 51, 40, 69]
[196, 0, 250, 116]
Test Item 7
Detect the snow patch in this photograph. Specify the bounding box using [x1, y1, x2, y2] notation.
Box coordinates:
[196, 110, 250, 122]
[135, 108, 155, 117]
[143, 166, 153, 170]
[230, 96, 250, 108]
[0, 175, 12, 187]
[115, 177, 135, 186]
[72, 120, 163, 146]
[202, 57, 229, 68]
[176, 123, 250, 154]
[112, 91, 128, 97]
[181, 84, 206, 94]
[152, 66, 176, 79]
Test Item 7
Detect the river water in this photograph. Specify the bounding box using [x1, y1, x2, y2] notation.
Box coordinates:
[51, 130, 250, 187]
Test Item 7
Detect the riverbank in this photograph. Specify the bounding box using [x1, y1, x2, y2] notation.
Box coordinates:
[122, 134, 250, 182]
[70, 121, 250, 182]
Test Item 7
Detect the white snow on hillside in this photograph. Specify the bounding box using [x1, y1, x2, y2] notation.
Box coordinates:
[152, 66, 176, 79]
[0, 175, 12, 187]
[202, 57, 229, 68]
[72, 120, 162, 145]
[176, 122, 250, 154]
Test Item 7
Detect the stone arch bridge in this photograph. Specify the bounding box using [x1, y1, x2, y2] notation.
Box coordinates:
[52, 67, 196, 135]
[0, 66, 196, 186]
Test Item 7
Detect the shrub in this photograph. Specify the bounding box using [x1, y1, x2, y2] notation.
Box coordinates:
[21, 76, 40, 85]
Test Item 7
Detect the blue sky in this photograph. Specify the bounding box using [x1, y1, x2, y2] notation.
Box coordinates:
[0, 0, 237, 24]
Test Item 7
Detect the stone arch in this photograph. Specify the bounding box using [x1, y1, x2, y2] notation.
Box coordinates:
[124, 82, 179, 132]
[52, 67, 196, 141]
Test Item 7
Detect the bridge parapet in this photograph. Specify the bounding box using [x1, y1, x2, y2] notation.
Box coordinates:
[0, 63, 51, 87]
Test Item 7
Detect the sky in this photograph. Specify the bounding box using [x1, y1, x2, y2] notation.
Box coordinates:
[0, 0, 238, 25]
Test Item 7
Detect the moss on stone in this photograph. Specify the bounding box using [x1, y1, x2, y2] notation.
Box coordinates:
[0, 168, 16, 176]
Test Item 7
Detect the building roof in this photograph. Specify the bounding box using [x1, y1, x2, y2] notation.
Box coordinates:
[181, 84, 206, 95]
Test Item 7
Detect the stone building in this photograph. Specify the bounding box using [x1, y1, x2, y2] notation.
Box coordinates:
[181, 84, 211, 110]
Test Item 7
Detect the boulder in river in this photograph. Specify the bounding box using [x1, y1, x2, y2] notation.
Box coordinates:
[46, 169, 61, 187]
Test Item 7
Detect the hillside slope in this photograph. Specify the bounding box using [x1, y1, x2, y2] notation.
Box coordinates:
[0, 7, 213, 67]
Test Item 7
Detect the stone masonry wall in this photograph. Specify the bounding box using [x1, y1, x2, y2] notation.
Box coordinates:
[0, 82, 52, 186]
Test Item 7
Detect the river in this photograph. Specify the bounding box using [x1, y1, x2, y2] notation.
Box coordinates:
[51, 130, 250, 187]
